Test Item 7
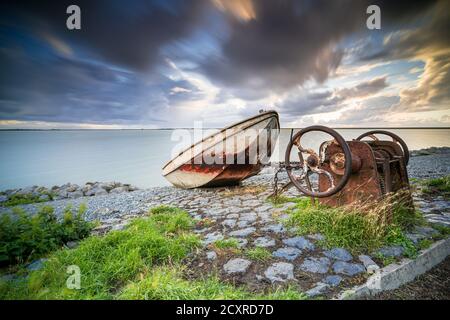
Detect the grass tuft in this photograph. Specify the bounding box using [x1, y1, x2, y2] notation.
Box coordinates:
[0, 205, 92, 267]
[420, 176, 450, 199]
[119, 265, 306, 300]
[284, 191, 421, 255]
[0, 206, 200, 299]
[212, 238, 240, 250]
[245, 247, 272, 262]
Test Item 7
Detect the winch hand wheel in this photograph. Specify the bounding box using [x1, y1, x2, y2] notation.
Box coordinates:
[285, 125, 352, 198]
[356, 130, 409, 165]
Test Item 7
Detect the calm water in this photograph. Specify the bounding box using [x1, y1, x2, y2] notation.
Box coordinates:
[0, 129, 449, 190]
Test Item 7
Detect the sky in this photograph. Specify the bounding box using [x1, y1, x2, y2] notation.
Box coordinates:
[0, 0, 449, 129]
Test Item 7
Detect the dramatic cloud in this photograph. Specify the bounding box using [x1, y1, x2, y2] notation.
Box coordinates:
[360, 0, 450, 112]
[0, 0, 448, 128]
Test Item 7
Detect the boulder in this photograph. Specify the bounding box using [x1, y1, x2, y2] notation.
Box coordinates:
[282, 236, 315, 250]
[38, 194, 50, 202]
[272, 247, 301, 261]
[94, 188, 108, 196]
[229, 227, 255, 237]
[323, 248, 353, 262]
[305, 282, 329, 297]
[110, 186, 129, 194]
[323, 275, 342, 287]
[264, 262, 294, 282]
[26, 258, 48, 272]
[332, 261, 365, 276]
[299, 257, 331, 274]
[67, 190, 83, 199]
[254, 236, 276, 248]
[377, 245, 404, 258]
[223, 258, 251, 274]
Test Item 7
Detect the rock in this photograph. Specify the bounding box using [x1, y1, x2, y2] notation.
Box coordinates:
[94, 188, 108, 196]
[236, 238, 248, 248]
[1, 274, 19, 282]
[99, 182, 115, 191]
[66, 241, 79, 249]
[305, 282, 329, 297]
[206, 251, 217, 261]
[414, 226, 438, 237]
[17, 186, 35, 195]
[323, 248, 353, 262]
[26, 258, 48, 272]
[111, 223, 128, 231]
[222, 219, 237, 228]
[66, 184, 79, 193]
[67, 190, 83, 199]
[377, 245, 404, 257]
[38, 194, 50, 201]
[223, 258, 251, 274]
[255, 205, 273, 213]
[203, 231, 224, 245]
[358, 255, 380, 274]
[110, 186, 129, 194]
[264, 262, 294, 282]
[308, 233, 325, 241]
[332, 261, 365, 276]
[261, 224, 285, 234]
[227, 213, 239, 219]
[282, 236, 315, 250]
[323, 275, 342, 287]
[57, 190, 68, 198]
[254, 236, 276, 247]
[128, 185, 139, 192]
[299, 257, 330, 274]
[272, 247, 301, 261]
[405, 233, 427, 245]
[237, 220, 250, 228]
[0, 195, 8, 203]
[240, 212, 257, 222]
[229, 227, 255, 237]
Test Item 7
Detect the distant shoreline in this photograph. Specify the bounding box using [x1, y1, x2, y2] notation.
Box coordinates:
[1, 127, 449, 131]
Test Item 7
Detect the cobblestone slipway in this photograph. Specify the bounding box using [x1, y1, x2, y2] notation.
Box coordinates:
[1, 152, 449, 298]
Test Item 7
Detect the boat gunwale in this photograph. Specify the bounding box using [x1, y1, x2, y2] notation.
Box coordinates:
[162, 110, 280, 177]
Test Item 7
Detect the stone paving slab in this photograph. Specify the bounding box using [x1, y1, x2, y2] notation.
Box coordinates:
[1, 158, 449, 299]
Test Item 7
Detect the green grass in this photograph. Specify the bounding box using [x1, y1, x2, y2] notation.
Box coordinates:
[0, 206, 308, 300]
[284, 193, 421, 255]
[267, 195, 312, 207]
[212, 238, 240, 250]
[119, 266, 306, 300]
[1, 192, 55, 207]
[245, 247, 272, 262]
[418, 239, 433, 250]
[0, 206, 200, 299]
[0, 204, 93, 267]
[420, 176, 450, 198]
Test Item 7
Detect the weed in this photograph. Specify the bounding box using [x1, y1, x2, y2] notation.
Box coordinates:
[0, 205, 93, 267]
[284, 191, 422, 254]
[0, 206, 200, 299]
[245, 247, 272, 262]
[213, 238, 240, 250]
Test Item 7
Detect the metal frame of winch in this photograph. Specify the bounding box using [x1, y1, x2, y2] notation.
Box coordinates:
[269, 126, 413, 211]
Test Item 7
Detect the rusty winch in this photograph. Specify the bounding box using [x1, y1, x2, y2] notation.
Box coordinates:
[277, 126, 412, 208]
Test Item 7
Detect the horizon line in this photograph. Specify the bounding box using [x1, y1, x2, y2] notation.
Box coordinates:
[0, 127, 449, 131]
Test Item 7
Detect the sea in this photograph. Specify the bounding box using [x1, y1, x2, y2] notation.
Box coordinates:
[0, 128, 449, 190]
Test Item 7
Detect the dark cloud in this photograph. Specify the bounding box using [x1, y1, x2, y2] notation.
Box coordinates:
[0, 0, 444, 126]
[358, 0, 450, 112]
[277, 76, 389, 117]
[199, 0, 437, 96]
[0, 0, 210, 71]
[335, 76, 388, 99]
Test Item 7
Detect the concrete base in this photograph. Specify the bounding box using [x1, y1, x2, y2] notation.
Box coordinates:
[338, 237, 450, 299]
